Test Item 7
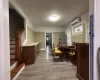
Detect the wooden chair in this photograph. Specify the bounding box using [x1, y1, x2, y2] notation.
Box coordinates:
[68, 47, 76, 64]
[52, 44, 63, 62]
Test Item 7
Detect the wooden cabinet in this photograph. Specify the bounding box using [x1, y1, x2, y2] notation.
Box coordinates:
[22, 42, 40, 65]
[34, 43, 40, 55]
[76, 43, 89, 80]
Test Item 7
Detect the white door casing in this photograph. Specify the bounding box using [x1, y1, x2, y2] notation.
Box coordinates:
[0, 0, 10, 80]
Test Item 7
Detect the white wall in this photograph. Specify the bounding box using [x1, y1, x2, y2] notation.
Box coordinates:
[9, 0, 35, 45]
[65, 24, 72, 46]
[90, 0, 100, 80]
[82, 12, 90, 43]
[65, 12, 89, 45]
[9, 0, 35, 30]
[0, 0, 10, 80]
[9, 0, 65, 47]
[34, 26, 65, 32]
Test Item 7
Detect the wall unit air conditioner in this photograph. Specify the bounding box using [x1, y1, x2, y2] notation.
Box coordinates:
[71, 17, 81, 26]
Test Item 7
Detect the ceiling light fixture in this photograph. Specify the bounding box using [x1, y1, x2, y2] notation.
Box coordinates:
[49, 15, 60, 22]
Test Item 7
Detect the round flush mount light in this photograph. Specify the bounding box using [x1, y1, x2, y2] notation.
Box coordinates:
[49, 15, 60, 22]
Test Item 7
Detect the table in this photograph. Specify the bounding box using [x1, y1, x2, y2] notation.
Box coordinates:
[58, 45, 76, 62]
[58, 45, 75, 54]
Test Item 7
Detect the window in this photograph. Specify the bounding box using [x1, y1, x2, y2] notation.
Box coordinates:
[72, 23, 83, 35]
[74, 25, 83, 34]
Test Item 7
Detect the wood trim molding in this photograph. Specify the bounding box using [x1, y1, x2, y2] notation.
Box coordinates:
[11, 63, 25, 80]
[15, 31, 21, 60]
[15, 30, 23, 62]
[76, 73, 84, 80]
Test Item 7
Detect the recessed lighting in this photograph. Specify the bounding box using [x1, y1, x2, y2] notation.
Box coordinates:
[49, 15, 60, 22]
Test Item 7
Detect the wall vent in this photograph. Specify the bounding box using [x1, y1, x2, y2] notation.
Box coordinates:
[71, 17, 81, 26]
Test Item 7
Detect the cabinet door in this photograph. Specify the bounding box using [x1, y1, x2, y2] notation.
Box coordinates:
[76, 43, 89, 80]
[23, 46, 35, 65]
[76, 44, 82, 77]
[81, 44, 89, 80]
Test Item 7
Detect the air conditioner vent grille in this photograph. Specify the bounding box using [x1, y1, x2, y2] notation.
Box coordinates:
[71, 17, 81, 26]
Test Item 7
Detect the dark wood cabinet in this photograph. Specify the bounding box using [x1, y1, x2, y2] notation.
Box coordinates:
[76, 43, 89, 80]
[22, 43, 40, 65]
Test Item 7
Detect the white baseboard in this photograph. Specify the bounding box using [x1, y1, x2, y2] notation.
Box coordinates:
[40, 48, 46, 50]
[10, 61, 18, 71]
[12, 64, 25, 80]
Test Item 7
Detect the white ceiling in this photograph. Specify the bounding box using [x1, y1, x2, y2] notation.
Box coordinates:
[16, 0, 89, 27]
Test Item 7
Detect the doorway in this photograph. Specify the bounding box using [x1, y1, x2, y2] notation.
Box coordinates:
[45, 32, 52, 50]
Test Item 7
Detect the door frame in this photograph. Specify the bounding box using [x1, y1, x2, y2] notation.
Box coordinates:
[0, 0, 10, 80]
[45, 32, 53, 50]
[90, 15, 94, 80]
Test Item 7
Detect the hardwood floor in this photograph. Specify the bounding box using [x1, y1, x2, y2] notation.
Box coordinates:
[16, 50, 78, 80]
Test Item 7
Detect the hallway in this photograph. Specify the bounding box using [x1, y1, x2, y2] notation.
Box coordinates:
[16, 51, 78, 80]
